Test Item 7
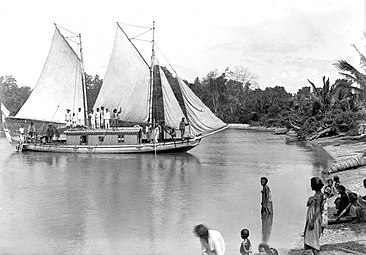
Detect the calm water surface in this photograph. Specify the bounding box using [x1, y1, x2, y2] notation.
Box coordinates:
[0, 129, 331, 254]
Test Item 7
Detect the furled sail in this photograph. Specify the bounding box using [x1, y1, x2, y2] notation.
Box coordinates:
[159, 67, 185, 129]
[177, 77, 227, 136]
[93, 26, 150, 123]
[15, 28, 84, 123]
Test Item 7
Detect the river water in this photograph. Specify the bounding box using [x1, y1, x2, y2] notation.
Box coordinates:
[0, 129, 331, 254]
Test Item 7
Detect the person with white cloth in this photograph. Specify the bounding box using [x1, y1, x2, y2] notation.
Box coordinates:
[104, 108, 111, 129]
[76, 108, 84, 126]
[89, 109, 96, 129]
[153, 124, 161, 143]
[193, 224, 226, 255]
[65, 109, 72, 127]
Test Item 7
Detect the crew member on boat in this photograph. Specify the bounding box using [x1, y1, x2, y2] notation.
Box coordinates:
[19, 124, 25, 141]
[89, 109, 96, 129]
[95, 108, 101, 129]
[46, 124, 54, 143]
[65, 109, 72, 127]
[100, 106, 105, 129]
[76, 108, 84, 126]
[179, 117, 189, 140]
[154, 124, 161, 143]
[52, 125, 60, 142]
[27, 122, 36, 141]
[145, 124, 151, 142]
[164, 126, 176, 141]
[72, 113, 77, 128]
[112, 108, 122, 128]
[105, 108, 111, 129]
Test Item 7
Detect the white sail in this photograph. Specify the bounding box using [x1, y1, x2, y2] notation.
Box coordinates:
[1, 102, 10, 117]
[159, 67, 185, 129]
[15, 28, 84, 123]
[93, 26, 150, 123]
[177, 77, 227, 136]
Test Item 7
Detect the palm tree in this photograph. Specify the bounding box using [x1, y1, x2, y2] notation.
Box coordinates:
[334, 45, 366, 89]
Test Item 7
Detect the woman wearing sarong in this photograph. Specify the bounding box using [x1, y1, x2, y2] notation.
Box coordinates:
[304, 177, 324, 255]
[260, 177, 273, 214]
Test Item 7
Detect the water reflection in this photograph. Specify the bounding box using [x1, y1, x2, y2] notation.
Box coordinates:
[261, 213, 273, 244]
[0, 130, 333, 254]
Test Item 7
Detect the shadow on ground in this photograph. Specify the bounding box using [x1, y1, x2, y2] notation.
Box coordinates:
[287, 240, 366, 254]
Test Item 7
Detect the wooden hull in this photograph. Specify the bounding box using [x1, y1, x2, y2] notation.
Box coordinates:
[20, 139, 201, 154]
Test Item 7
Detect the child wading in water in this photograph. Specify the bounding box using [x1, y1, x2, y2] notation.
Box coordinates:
[240, 229, 252, 255]
[261, 177, 273, 214]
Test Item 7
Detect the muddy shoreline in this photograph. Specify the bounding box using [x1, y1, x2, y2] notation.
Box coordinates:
[287, 135, 366, 255]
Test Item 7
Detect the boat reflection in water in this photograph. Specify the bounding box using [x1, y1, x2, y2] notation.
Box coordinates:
[0, 128, 331, 254]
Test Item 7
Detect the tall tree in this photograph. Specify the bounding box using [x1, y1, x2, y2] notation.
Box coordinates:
[85, 73, 103, 112]
[0, 75, 32, 115]
[225, 65, 259, 91]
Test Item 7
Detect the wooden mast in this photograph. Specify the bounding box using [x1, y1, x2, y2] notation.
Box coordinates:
[79, 33, 89, 126]
[148, 21, 155, 126]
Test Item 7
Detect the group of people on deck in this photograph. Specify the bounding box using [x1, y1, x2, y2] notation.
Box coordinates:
[65, 107, 122, 129]
[193, 177, 278, 255]
[18, 122, 60, 144]
[304, 176, 366, 255]
[64, 108, 191, 141]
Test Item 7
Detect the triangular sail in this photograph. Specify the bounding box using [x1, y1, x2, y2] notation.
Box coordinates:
[177, 77, 227, 136]
[15, 28, 84, 123]
[159, 67, 185, 129]
[93, 26, 150, 123]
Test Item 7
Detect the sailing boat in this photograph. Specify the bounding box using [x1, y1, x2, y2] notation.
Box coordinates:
[2, 23, 228, 153]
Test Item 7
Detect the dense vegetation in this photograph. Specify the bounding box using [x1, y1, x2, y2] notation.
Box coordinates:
[2, 45, 366, 140]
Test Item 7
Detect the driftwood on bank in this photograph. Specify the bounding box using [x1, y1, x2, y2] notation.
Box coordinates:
[308, 127, 332, 141]
[322, 155, 366, 174]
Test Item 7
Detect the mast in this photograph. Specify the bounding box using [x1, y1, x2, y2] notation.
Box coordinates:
[148, 21, 155, 125]
[79, 33, 89, 126]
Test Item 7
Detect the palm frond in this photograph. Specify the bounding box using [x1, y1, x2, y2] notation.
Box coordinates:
[307, 79, 321, 98]
[334, 60, 366, 86]
[352, 44, 366, 71]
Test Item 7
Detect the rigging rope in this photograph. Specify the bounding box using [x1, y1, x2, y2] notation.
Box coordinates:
[117, 22, 151, 29]
[155, 43, 178, 76]
[54, 23, 78, 36]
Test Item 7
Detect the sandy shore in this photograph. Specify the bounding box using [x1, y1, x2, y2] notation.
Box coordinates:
[287, 135, 366, 255]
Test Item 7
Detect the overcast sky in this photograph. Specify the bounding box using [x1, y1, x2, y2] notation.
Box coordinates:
[0, 0, 365, 93]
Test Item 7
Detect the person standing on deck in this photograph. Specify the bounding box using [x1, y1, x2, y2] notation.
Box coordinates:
[104, 108, 111, 129]
[111, 109, 116, 128]
[89, 109, 95, 129]
[27, 122, 36, 140]
[179, 117, 189, 140]
[76, 108, 84, 126]
[304, 177, 325, 255]
[146, 124, 151, 142]
[100, 106, 105, 129]
[71, 113, 77, 128]
[193, 224, 226, 255]
[154, 124, 160, 143]
[65, 109, 72, 127]
[46, 124, 54, 143]
[18, 124, 25, 141]
[112, 108, 122, 128]
[260, 177, 273, 214]
[95, 108, 101, 129]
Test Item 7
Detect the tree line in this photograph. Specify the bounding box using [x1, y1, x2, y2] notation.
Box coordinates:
[1, 45, 366, 139]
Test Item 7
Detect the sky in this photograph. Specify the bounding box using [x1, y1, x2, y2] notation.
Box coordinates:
[0, 0, 365, 93]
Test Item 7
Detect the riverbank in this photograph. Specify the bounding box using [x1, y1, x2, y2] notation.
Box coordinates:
[287, 135, 366, 255]
[228, 123, 278, 132]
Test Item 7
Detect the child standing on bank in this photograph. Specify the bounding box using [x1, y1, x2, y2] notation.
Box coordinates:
[240, 229, 252, 255]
